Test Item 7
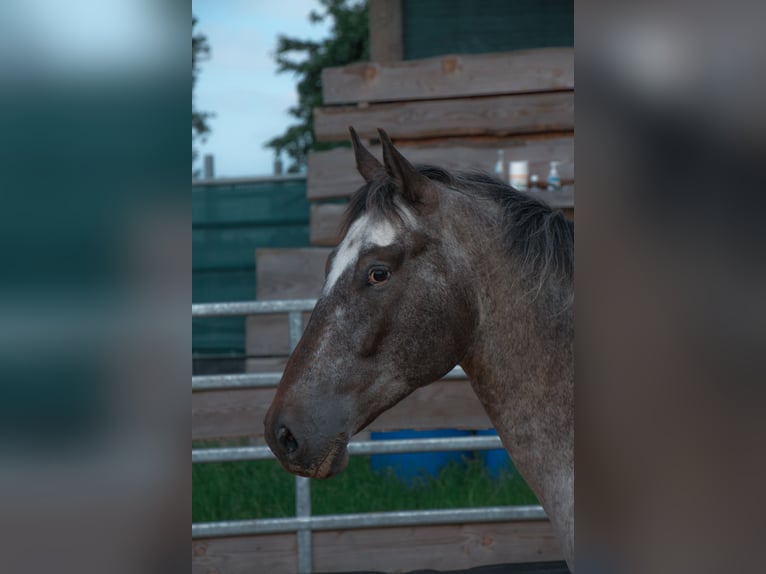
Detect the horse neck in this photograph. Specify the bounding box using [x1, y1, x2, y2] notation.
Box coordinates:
[449, 194, 574, 525]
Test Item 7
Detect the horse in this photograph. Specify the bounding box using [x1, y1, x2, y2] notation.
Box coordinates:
[264, 127, 574, 569]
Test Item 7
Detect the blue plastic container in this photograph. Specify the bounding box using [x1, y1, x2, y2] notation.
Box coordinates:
[370, 429, 472, 484]
[476, 428, 517, 479]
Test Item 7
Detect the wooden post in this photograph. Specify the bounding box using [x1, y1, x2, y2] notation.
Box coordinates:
[203, 154, 214, 179]
[369, 0, 403, 62]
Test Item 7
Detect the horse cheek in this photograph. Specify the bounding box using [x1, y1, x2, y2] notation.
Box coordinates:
[358, 313, 391, 358]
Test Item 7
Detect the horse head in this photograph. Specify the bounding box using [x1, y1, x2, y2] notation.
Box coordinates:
[264, 128, 475, 478]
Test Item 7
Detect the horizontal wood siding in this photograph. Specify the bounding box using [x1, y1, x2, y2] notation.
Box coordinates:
[310, 203, 348, 246]
[192, 521, 562, 573]
[245, 312, 312, 357]
[314, 92, 574, 142]
[308, 136, 574, 200]
[245, 248, 329, 357]
[193, 378, 489, 442]
[322, 48, 574, 104]
[311, 190, 574, 247]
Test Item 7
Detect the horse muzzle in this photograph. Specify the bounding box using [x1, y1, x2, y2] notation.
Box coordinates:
[264, 408, 351, 479]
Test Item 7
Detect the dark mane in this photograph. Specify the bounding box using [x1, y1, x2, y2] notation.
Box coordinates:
[344, 164, 574, 294]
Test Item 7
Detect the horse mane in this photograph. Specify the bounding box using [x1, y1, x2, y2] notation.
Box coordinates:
[344, 164, 574, 296]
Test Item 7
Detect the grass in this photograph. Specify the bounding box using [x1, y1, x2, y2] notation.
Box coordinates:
[193, 453, 538, 523]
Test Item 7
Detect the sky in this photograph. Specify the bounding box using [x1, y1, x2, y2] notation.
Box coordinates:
[192, 1, 330, 177]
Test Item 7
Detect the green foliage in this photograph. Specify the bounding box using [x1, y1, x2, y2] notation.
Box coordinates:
[193, 455, 538, 523]
[193, 15, 213, 176]
[265, 0, 369, 173]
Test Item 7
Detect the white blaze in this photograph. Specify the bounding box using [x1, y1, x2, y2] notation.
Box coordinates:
[323, 215, 398, 295]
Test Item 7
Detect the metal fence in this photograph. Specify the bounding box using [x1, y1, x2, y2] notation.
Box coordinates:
[191, 299, 546, 573]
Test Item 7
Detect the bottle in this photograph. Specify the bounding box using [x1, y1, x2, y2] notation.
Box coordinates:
[493, 149, 505, 181]
[547, 161, 561, 191]
[509, 160, 529, 191]
[529, 174, 540, 191]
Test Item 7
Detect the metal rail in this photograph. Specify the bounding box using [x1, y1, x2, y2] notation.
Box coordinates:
[191, 300, 546, 573]
[192, 372, 282, 391]
[193, 435, 504, 463]
[193, 505, 546, 539]
[191, 365, 468, 391]
[192, 299, 317, 317]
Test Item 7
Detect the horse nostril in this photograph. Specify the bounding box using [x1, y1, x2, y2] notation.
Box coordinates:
[277, 425, 299, 455]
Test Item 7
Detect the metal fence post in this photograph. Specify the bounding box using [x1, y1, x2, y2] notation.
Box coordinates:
[288, 311, 312, 573]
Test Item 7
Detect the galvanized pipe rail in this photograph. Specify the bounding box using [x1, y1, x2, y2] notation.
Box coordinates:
[193, 505, 547, 539]
[193, 434, 504, 464]
[192, 364, 468, 391]
[192, 298, 317, 317]
[192, 299, 546, 573]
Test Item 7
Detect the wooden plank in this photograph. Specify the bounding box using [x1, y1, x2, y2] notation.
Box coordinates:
[245, 248, 331, 357]
[245, 357, 289, 373]
[193, 521, 562, 573]
[311, 189, 574, 247]
[192, 532, 295, 574]
[192, 387, 276, 442]
[310, 203, 347, 246]
[323, 48, 574, 104]
[307, 136, 574, 200]
[369, 0, 402, 63]
[255, 248, 331, 300]
[313, 92, 574, 142]
[313, 521, 562, 572]
[245, 312, 312, 357]
[192, 378, 489, 442]
[311, 204, 345, 247]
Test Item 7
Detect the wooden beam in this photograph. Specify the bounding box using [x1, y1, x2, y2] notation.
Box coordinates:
[310, 203, 347, 246]
[368, 0, 403, 63]
[245, 312, 312, 356]
[193, 521, 563, 573]
[245, 248, 331, 357]
[311, 190, 573, 248]
[322, 48, 574, 104]
[314, 91, 574, 142]
[255, 248, 330, 300]
[193, 532, 295, 574]
[308, 136, 575, 200]
[192, 378, 491, 442]
[193, 387, 276, 441]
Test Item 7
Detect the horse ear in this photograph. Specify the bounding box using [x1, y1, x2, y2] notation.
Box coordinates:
[377, 128, 436, 210]
[349, 126, 385, 183]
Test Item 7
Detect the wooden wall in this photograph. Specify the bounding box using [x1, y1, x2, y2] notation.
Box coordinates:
[310, 46, 574, 252]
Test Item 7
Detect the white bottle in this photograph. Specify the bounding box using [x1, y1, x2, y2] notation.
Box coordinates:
[509, 160, 529, 191]
[547, 161, 562, 190]
[494, 149, 505, 181]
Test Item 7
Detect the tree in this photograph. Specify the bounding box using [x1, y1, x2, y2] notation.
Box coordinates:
[193, 15, 213, 177]
[265, 0, 369, 173]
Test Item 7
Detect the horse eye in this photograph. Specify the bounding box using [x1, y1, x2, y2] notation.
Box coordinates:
[367, 267, 391, 285]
